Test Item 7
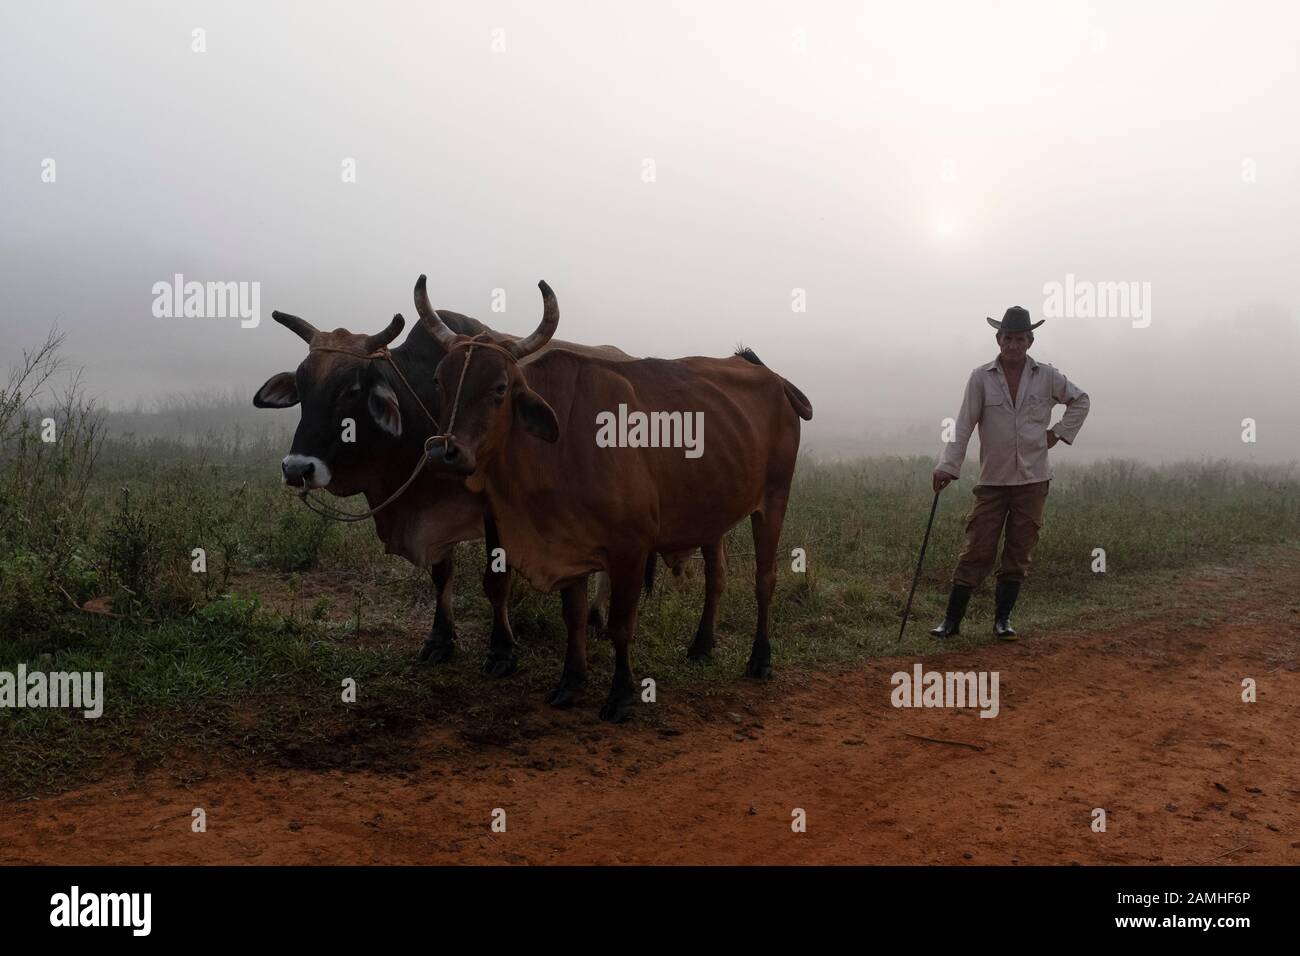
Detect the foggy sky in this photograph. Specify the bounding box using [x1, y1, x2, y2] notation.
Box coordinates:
[3, 0, 1298, 463]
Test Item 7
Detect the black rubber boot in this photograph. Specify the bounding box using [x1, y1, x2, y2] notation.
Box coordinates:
[994, 579, 1021, 639]
[929, 584, 973, 639]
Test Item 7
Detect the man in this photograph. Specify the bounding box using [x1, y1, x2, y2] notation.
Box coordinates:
[929, 305, 1090, 639]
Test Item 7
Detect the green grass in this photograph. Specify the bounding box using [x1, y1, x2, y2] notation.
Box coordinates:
[2, 424, 1299, 798]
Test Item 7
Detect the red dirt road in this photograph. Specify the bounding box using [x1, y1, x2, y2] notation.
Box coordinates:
[2, 562, 1297, 865]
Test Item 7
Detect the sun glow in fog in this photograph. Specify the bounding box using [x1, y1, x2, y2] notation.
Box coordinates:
[931, 215, 963, 243]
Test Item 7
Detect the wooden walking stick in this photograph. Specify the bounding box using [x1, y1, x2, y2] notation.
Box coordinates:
[898, 490, 941, 640]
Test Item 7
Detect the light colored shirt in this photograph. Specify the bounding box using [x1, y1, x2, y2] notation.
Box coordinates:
[936, 354, 1090, 486]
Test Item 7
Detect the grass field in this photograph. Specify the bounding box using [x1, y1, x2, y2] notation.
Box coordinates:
[3, 343, 1299, 798]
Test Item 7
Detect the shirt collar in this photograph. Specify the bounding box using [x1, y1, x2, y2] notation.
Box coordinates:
[985, 354, 1039, 373]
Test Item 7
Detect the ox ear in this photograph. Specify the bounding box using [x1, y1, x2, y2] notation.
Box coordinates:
[514, 384, 559, 443]
[253, 372, 299, 408]
[367, 381, 403, 437]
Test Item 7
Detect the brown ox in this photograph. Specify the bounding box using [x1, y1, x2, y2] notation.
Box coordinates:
[414, 275, 811, 721]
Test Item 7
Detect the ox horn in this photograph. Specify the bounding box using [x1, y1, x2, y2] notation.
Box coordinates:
[504, 281, 559, 359]
[363, 313, 405, 353]
[271, 310, 320, 345]
[413, 275, 461, 351]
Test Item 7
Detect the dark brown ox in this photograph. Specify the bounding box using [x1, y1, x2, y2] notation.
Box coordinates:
[414, 275, 812, 722]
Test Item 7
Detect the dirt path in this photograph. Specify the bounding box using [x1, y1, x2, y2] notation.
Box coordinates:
[3, 558, 1298, 865]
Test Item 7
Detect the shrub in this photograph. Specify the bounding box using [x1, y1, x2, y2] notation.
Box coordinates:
[0, 330, 105, 635]
[0, 550, 65, 637]
[266, 505, 337, 572]
[97, 489, 164, 616]
[196, 591, 261, 627]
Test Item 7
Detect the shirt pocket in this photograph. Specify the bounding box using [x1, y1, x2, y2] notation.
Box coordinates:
[1024, 393, 1051, 424]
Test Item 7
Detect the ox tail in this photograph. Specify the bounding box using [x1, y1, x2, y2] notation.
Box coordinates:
[734, 345, 814, 421]
[644, 553, 657, 596]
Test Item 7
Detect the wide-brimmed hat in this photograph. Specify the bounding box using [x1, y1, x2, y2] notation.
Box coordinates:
[986, 306, 1044, 332]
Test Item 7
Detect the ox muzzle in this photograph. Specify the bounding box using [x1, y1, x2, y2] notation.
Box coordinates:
[282, 454, 331, 489]
[424, 437, 476, 477]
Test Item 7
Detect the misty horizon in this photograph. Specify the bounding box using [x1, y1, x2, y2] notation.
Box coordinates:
[3, 1, 1298, 464]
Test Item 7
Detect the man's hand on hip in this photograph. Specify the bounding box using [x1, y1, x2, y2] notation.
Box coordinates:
[1047, 429, 1060, 448]
[932, 469, 957, 493]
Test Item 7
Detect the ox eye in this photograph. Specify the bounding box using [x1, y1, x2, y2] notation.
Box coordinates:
[493, 382, 508, 398]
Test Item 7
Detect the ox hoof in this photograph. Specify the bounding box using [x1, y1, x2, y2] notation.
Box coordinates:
[599, 690, 633, 723]
[544, 685, 580, 709]
[686, 636, 714, 662]
[743, 658, 773, 680]
[481, 651, 517, 679]
[417, 638, 455, 665]
[545, 673, 585, 708]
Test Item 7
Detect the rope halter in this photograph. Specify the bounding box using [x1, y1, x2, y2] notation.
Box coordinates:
[291, 334, 518, 523]
[292, 344, 441, 523]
